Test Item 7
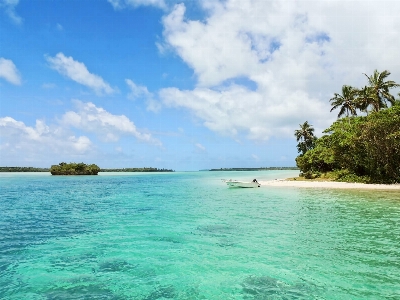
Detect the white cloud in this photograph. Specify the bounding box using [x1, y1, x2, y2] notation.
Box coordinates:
[0, 116, 92, 160]
[61, 100, 162, 146]
[195, 143, 206, 151]
[160, 85, 329, 140]
[125, 79, 161, 112]
[126, 78, 152, 99]
[159, 0, 400, 140]
[108, 0, 166, 10]
[0, 101, 163, 165]
[1, 0, 22, 24]
[46, 53, 115, 95]
[0, 58, 21, 85]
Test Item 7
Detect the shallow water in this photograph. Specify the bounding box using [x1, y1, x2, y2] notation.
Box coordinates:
[1, 171, 399, 299]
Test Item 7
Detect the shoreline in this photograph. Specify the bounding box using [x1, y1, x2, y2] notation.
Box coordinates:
[259, 179, 400, 190]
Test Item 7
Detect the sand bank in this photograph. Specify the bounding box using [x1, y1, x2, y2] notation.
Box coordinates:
[259, 179, 400, 190]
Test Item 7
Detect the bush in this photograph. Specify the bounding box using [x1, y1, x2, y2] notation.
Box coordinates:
[303, 171, 321, 179]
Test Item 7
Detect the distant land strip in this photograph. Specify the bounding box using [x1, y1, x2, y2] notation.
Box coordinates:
[0, 167, 50, 172]
[209, 167, 299, 171]
[100, 168, 174, 172]
[0, 167, 174, 172]
[1, 167, 296, 172]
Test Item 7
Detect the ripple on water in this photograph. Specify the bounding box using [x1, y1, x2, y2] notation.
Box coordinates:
[45, 284, 124, 300]
[241, 275, 321, 299]
[1, 172, 400, 299]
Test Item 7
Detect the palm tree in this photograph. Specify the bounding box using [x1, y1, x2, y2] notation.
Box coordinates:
[294, 121, 317, 155]
[363, 70, 400, 112]
[355, 86, 375, 114]
[330, 85, 358, 118]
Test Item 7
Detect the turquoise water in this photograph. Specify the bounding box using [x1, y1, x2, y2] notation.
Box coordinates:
[1, 171, 400, 299]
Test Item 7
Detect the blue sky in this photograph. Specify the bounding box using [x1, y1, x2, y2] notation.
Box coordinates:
[1, 0, 399, 171]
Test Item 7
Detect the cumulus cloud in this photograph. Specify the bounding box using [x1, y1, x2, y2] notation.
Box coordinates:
[1, 0, 22, 24]
[61, 100, 162, 146]
[159, 0, 400, 140]
[108, 0, 166, 10]
[0, 101, 163, 164]
[126, 79, 152, 99]
[0, 58, 21, 85]
[46, 53, 115, 95]
[126, 79, 161, 112]
[0, 116, 92, 161]
[160, 85, 328, 140]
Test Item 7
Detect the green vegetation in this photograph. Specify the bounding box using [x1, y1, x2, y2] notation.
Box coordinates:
[50, 162, 100, 175]
[0, 165, 174, 173]
[294, 121, 317, 155]
[100, 168, 174, 172]
[0, 167, 49, 172]
[210, 167, 299, 171]
[295, 70, 400, 184]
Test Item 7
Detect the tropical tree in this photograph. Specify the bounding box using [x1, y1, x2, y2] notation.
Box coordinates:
[329, 85, 358, 118]
[296, 103, 400, 183]
[294, 121, 317, 155]
[355, 86, 375, 114]
[295, 135, 337, 174]
[295, 70, 400, 183]
[363, 70, 400, 112]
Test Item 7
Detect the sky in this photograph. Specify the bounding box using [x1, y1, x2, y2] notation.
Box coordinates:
[1, 0, 399, 171]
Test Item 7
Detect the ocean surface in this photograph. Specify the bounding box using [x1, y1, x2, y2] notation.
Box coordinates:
[1, 170, 399, 300]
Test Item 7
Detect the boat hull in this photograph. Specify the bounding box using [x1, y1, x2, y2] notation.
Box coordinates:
[225, 180, 261, 188]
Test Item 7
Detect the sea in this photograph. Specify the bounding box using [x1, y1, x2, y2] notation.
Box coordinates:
[1, 170, 399, 300]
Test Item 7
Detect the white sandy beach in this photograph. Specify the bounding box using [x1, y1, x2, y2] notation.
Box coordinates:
[259, 179, 400, 190]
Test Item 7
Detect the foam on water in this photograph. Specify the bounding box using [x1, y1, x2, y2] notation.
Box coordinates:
[1, 171, 399, 299]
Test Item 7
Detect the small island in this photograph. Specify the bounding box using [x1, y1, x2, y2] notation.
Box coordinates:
[50, 162, 100, 175]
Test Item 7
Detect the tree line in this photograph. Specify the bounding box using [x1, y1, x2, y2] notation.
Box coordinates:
[295, 70, 400, 183]
[100, 168, 174, 172]
[0, 167, 49, 172]
[210, 167, 299, 171]
[0, 165, 174, 173]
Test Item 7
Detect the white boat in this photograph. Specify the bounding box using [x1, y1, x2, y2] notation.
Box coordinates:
[224, 179, 261, 188]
